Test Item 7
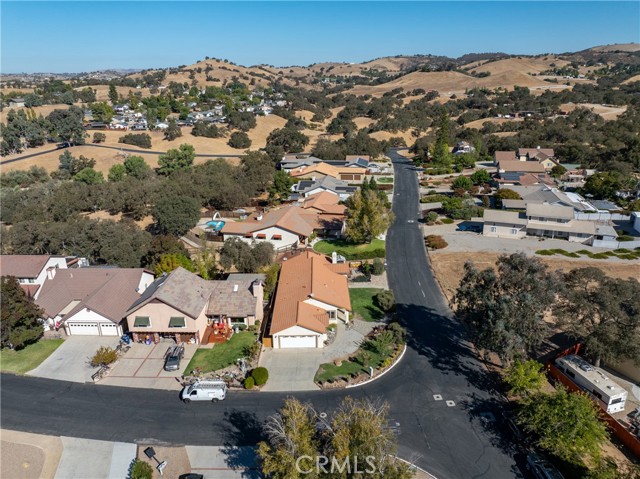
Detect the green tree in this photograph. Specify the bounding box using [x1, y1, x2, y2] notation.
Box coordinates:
[228, 131, 252, 149]
[153, 253, 195, 276]
[92, 132, 106, 143]
[453, 253, 559, 364]
[431, 111, 452, 168]
[268, 170, 293, 204]
[90, 102, 114, 123]
[142, 234, 190, 267]
[518, 387, 608, 463]
[108, 84, 119, 105]
[585, 458, 640, 479]
[0, 276, 44, 349]
[241, 151, 273, 194]
[164, 118, 182, 141]
[409, 136, 430, 162]
[344, 189, 394, 244]
[47, 106, 86, 145]
[494, 188, 522, 207]
[57, 151, 96, 177]
[550, 164, 567, 178]
[73, 167, 104, 185]
[582, 171, 624, 200]
[158, 143, 196, 175]
[504, 359, 545, 397]
[227, 111, 257, 131]
[124, 155, 152, 179]
[118, 133, 152, 149]
[108, 164, 126, 182]
[152, 195, 200, 236]
[451, 175, 473, 191]
[554, 268, 640, 367]
[266, 127, 309, 156]
[470, 169, 491, 185]
[219, 238, 274, 273]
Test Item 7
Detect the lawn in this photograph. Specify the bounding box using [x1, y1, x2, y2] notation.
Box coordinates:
[0, 339, 64, 374]
[313, 239, 385, 259]
[377, 177, 394, 184]
[184, 332, 257, 374]
[349, 288, 385, 322]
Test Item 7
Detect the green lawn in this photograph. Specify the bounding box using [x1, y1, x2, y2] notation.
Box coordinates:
[349, 288, 385, 322]
[377, 177, 394, 184]
[313, 239, 385, 259]
[315, 348, 387, 383]
[0, 339, 64, 374]
[184, 332, 257, 374]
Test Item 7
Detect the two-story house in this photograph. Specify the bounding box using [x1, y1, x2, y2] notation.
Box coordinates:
[0, 255, 69, 299]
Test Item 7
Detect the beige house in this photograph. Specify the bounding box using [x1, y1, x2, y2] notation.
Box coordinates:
[123, 268, 264, 345]
[482, 210, 528, 239]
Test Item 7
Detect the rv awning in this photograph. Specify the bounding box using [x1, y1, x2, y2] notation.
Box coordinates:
[169, 317, 186, 328]
[134, 316, 150, 327]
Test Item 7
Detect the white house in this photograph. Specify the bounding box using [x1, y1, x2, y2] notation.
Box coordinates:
[0, 255, 69, 299]
[269, 251, 351, 349]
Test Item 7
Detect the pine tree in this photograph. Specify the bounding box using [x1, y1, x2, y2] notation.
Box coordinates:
[1, 276, 44, 349]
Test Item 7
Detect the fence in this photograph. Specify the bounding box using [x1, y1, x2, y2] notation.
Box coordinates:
[574, 212, 631, 221]
[592, 238, 640, 249]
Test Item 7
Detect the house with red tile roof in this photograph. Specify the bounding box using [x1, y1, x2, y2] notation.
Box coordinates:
[289, 162, 367, 183]
[269, 251, 351, 349]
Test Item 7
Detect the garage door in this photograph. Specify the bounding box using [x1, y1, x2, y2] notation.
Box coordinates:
[100, 323, 118, 336]
[279, 335, 317, 348]
[67, 323, 100, 336]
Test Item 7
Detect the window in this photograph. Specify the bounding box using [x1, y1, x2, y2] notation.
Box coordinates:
[272, 234, 282, 240]
[611, 397, 623, 404]
[490, 226, 497, 233]
[256, 233, 266, 239]
[328, 310, 337, 319]
[168, 317, 185, 328]
[133, 316, 150, 327]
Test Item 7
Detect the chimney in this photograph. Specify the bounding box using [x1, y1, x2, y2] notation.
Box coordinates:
[46, 266, 56, 280]
[537, 145, 541, 150]
[256, 211, 263, 221]
[251, 279, 263, 298]
[331, 251, 337, 264]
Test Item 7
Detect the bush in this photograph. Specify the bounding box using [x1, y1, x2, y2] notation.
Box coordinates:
[130, 459, 153, 479]
[617, 235, 634, 241]
[244, 376, 255, 389]
[374, 290, 396, 312]
[351, 275, 371, 283]
[119, 133, 152, 149]
[424, 211, 439, 223]
[228, 131, 252, 149]
[425, 235, 448, 249]
[92, 132, 106, 143]
[387, 322, 406, 343]
[251, 366, 269, 385]
[90, 346, 118, 367]
[372, 258, 385, 275]
[535, 249, 555, 256]
[441, 218, 454, 224]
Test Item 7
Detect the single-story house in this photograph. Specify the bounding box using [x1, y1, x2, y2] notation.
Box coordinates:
[9, 98, 25, 108]
[293, 176, 358, 201]
[123, 268, 264, 345]
[221, 205, 344, 250]
[35, 268, 154, 336]
[299, 191, 347, 215]
[0, 254, 70, 299]
[289, 162, 367, 184]
[269, 251, 351, 349]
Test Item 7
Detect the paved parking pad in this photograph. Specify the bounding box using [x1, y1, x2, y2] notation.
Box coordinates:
[54, 437, 135, 479]
[186, 446, 258, 479]
[28, 336, 119, 383]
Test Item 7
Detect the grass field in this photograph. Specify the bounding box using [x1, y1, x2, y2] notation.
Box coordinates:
[0, 339, 64, 374]
[349, 288, 385, 322]
[183, 332, 257, 374]
[313, 239, 385, 258]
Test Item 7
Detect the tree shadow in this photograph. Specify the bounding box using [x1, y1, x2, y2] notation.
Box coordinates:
[219, 409, 264, 479]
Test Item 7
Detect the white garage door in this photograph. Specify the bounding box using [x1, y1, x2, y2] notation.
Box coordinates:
[67, 322, 100, 336]
[279, 335, 317, 348]
[100, 323, 118, 336]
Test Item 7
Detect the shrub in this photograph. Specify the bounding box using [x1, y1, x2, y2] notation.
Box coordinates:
[425, 235, 448, 249]
[536, 249, 555, 256]
[372, 258, 385, 275]
[92, 132, 106, 143]
[351, 275, 370, 283]
[441, 218, 454, 224]
[244, 376, 255, 389]
[424, 211, 438, 223]
[228, 131, 252, 149]
[387, 322, 406, 343]
[251, 366, 269, 385]
[90, 346, 118, 367]
[130, 459, 153, 479]
[617, 235, 634, 241]
[119, 133, 152, 149]
[374, 290, 396, 312]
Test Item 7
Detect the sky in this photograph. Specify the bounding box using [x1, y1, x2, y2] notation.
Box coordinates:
[1, 1, 639, 73]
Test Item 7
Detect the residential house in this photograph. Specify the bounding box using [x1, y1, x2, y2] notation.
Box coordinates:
[123, 268, 264, 345]
[496, 160, 554, 186]
[516, 147, 559, 170]
[500, 186, 597, 213]
[269, 251, 351, 348]
[559, 168, 597, 189]
[9, 98, 25, 108]
[289, 161, 367, 184]
[0, 255, 69, 299]
[292, 176, 358, 201]
[278, 155, 326, 172]
[453, 141, 476, 155]
[35, 268, 154, 336]
[482, 204, 618, 244]
[221, 204, 344, 250]
[298, 191, 347, 215]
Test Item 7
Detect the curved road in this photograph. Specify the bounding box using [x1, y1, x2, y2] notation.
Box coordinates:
[0, 149, 517, 478]
[0, 143, 240, 166]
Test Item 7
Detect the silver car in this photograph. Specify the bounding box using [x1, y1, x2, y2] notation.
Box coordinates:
[163, 344, 185, 371]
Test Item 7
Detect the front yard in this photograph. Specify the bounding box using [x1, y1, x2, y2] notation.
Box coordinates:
[313, 239, 385, 259]
[183, 332, 258, 374]
[349, 288, 385, 322]
[0, 339, 64, 374]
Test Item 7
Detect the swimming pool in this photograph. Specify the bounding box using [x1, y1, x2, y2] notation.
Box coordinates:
[206, 220, 225, 231]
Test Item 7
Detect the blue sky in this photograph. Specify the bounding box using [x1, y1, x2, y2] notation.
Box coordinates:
[2, 1, 639, 73]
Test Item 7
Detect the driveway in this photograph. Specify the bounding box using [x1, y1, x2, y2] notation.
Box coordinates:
[101, 341, 197, 390]
[28, 336, 120, 383]
[259, 321, 374, 391]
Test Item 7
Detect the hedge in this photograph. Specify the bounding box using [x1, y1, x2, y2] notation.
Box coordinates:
[251, 367, 269, 386]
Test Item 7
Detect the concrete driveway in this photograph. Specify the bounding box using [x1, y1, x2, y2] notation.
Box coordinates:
[28, 336, 119, 383]
[101, 341, 197, 390]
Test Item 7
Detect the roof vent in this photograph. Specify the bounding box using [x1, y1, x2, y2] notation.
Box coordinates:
[233, 284, 239, 293]
[257, 213, 263, 221]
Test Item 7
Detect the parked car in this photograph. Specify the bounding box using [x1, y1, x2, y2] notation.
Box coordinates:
[526, 453, 564, 479]
[163, 344, 185, 371]
[181, 380, 227, 403]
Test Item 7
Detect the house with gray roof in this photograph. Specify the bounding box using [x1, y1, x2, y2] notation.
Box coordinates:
[292, 176, 358, 201]
[123, 267, 264, 345]
[0, 254, 70, 299]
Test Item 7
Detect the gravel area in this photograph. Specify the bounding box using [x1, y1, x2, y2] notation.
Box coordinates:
[136, 445, 191, 479]
[348, 270, 389, 289]
[1, 441, 45, 479]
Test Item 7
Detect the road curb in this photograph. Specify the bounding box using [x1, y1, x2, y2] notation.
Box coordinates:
[396, 456, 439, 479]
[345, 343, 407, 389]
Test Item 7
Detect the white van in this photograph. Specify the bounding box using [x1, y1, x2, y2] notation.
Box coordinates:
[181, 380, 227, 403]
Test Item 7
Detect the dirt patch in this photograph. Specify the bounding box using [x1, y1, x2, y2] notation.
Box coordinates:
[560, 102, 627, 120]
[0, 441, 45, 479]
[430, 251, 640, 302]
[136, 445, 190, 479]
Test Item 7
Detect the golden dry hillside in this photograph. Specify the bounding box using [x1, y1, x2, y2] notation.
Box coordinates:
[464, 56, 569, 75]
[589, 43, 640, 52]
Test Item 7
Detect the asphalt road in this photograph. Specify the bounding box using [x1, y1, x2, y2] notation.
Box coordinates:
[0, 149, 519, 478]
